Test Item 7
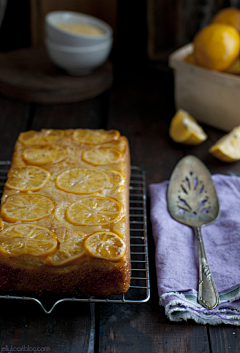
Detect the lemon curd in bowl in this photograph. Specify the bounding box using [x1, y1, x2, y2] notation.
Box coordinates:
[55, 23, 105, 37]
[45, 11, 113, 47]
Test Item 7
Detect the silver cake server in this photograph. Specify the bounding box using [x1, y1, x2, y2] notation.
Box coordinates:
[167, 155, 220, 309]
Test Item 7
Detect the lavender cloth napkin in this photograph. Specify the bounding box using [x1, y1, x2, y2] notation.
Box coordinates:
[149, 174, 240, 325]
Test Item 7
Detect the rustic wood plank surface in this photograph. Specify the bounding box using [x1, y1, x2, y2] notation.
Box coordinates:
[0, 60, 240, 352]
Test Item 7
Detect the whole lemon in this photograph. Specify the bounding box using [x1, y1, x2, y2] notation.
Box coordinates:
[211, 7, 240, 34]
[193, 23, 240, 71]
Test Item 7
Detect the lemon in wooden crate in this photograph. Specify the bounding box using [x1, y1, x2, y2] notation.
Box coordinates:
[193, 23, 240, 71]
[169, 109, 207, 145]
[211, 7, 240, 34]
[209, 126, 240, 162]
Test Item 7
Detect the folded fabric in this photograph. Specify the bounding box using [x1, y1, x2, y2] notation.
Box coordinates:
[149, 174, 240, 325]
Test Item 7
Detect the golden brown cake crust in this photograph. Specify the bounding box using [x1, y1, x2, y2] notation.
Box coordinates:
[0, 129, 131, 295]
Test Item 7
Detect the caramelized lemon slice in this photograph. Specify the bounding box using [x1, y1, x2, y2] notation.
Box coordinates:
[47, 232, 85, 266]
[169, 109, 207, 145]
[1, 194, 54, 222]
[106, 170, 125, 193]
[82, 148, 122, 165]
[84, 231, 126, 261]
[5, 166, 51, 191]
[19, 129, 64, 146]
[72, 129, 120, 145]
[209, 126, 240, 162]
[0, 224, 58, 257]
[56, 168, 110, 194]
[22, 144, 68, 165]
[66, 196, 122, 226]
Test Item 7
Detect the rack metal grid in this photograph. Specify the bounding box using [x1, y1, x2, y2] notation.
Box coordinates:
[0, 163, 150, 313]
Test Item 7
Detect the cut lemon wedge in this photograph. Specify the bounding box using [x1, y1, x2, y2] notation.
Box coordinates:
[1, 194, 54, 222]
[84, 231, 126, 261]
[19, 129, 65, 146]
[169, 109, 207, 145]
[82, 148, 122, 166]
[22, 144, 68, 165]
[66, 196, 122, 226]
[72, 129, 120, 145]
[5, 166, 51, 191]
[106, 170, 125, 194]
[55, 168, 110, 194]
[0, 224, 58, 257]
[209, 126, 240, 162]
[47, 232, 85, 266]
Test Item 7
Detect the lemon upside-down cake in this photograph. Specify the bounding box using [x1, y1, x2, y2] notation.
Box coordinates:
[0, 129, 131, 295]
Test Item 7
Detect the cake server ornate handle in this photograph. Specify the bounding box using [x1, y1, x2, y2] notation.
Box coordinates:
[194, 226, 219, 310]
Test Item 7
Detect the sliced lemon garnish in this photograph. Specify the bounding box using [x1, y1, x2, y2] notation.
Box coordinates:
[72, 129, 120, 145]
[66, 196, 122, 226]
[209, 126, 240, 162]
[1, 194, 54, 222]
[112, 217, 126, 239]
[84, 231, 126, 261]
[5, 166, 51, 191]
[47, 232, 85, 266]
[0, 224, 58, 257]
[106, 170, 125, 193]
[22, 144, 68, 165]
[169, 109, 207, 145]
[19, 129, 65, 146]
[55, 168, 110, 194]
[82, 148, 123, 166]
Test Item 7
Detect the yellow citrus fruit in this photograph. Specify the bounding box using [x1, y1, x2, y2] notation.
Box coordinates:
[84, 231, 126, 261]
[66, 196, 122, 226]
[19, 129, 65, 146]
[1, 194, 54, 222]
[72, 129, 120, 145]
[193, 23, 240, 71]
[47, 232, 85, 266]
[211, 7, 240, 34]
[5, 166, 51, 192]
[82, 148, 123, 166]
[169, 109, 207, 145]
[55, 168, 110, 194]
[22, 144, 68, 165]
[106, 170, 125, 193]
[209, 125, 240, 162]
[225, 58, 240, 74]
[184, 53, 197, 65]
[0, 224, 58, 257]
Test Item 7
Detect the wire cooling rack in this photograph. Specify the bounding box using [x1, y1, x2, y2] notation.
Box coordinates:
[0, 163, 150, 313]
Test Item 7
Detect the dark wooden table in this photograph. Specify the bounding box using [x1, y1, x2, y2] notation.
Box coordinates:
[0, 59, 239, 353]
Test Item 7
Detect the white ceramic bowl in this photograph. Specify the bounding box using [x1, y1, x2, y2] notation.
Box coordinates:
[45, 11, 113, 47]
[45, 38, 113, 76]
